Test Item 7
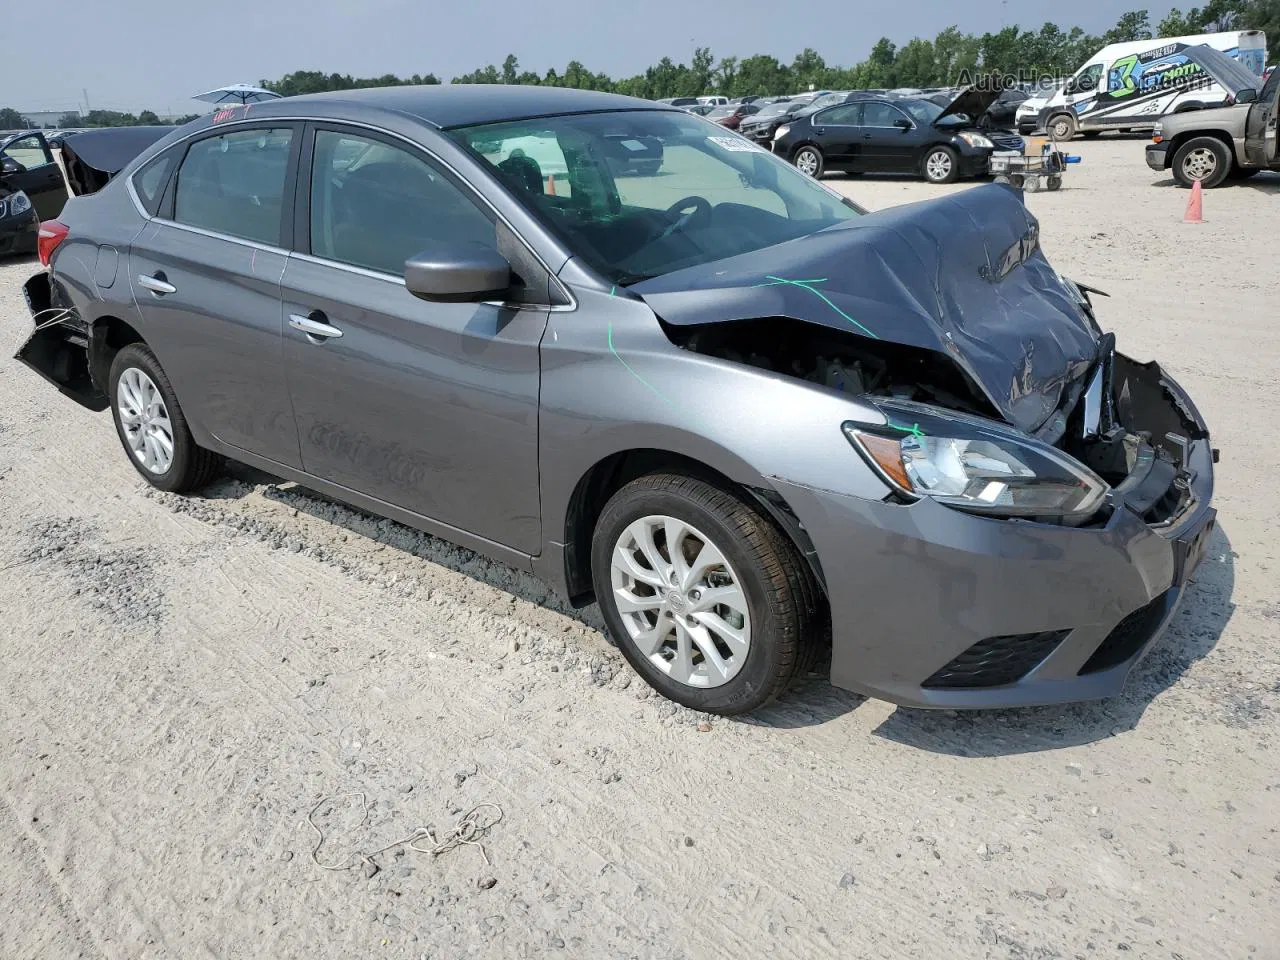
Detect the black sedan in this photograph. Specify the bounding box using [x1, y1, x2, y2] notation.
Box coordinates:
[980, 88, 1031, 131]
[773, 91, 1023, 184]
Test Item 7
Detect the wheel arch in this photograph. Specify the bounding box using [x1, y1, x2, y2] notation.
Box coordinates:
[559, 447, 824, 608]
[89, 314, 146, 393]
[1167, 127, 1235, 162]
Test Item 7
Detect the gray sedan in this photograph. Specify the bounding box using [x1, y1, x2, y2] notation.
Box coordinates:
[17, 86, 1217, 715]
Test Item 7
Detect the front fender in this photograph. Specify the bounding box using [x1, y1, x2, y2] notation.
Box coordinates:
[537, 285, 895, 555]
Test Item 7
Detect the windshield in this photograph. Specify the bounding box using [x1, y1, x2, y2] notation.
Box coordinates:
[800, 93, 846, 114]
[450, 110, 862, 285]
[898, 99, 945, 123]
[751, 102, 793, 119]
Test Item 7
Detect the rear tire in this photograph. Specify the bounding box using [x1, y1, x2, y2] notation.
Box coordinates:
[109, 344, 221, 493]
[1171, 136, 1232, 188]
[792, 145, 824, 178]
[591, 473, 819, 716]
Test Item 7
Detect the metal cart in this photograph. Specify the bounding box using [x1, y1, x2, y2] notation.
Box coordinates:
[990, 148, 1067, 192]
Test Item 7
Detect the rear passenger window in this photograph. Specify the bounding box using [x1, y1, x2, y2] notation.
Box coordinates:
[133, 151, 177, 216]
[819, 104, 861, 125]
[173, 128, 293, 246]
[309, 130, 496, 276]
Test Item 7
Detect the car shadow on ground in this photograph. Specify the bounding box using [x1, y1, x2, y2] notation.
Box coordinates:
[214, 463, 610, 634]
[1149, 174, 1280, 193]
[871, 523, 1237, 756]
[208, 465, 1234, 746]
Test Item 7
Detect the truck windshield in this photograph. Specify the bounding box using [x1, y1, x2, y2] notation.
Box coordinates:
[450, 110, 863, 285]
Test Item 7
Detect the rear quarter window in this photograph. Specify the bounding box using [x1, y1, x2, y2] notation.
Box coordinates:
[132, 150, 178, 216]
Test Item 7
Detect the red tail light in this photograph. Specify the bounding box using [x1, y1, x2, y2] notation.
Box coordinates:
[38, 219, 70, 267]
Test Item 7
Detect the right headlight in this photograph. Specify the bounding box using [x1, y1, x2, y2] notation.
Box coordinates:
[844, 402, 1108, 519]
[773, 124, 791, 140]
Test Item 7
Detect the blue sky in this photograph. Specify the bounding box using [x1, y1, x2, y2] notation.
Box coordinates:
[7, 0, 1182, 114]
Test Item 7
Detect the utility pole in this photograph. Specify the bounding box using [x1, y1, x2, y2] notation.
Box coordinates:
[82, 88, 91, 117]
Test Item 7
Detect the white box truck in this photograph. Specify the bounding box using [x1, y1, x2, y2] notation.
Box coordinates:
[1039, 31, 1268, 139]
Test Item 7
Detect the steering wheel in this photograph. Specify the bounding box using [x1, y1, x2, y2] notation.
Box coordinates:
[657, 195, 713, 240]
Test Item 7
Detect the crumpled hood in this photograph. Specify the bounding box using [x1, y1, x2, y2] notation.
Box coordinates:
[632, 183, 1099, 434]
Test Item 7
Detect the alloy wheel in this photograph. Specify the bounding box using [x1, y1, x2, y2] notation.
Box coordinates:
[116, 367, 174, 475]
[795, 149, 820, 176]
[609, 515, 751, 689]
[925, 151, 953, 181]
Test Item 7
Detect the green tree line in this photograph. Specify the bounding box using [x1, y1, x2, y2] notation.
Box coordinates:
[3, 2, 1274, 131]
[445, 3, 1276, 98]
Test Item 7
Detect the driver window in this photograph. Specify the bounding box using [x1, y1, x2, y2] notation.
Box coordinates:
[1074, 64, 1103, 93]
[309, 130, 497, 275]
[1, 134, 54, 170]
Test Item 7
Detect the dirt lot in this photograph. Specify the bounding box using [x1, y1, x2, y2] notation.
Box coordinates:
[1, 137, 1278, 960]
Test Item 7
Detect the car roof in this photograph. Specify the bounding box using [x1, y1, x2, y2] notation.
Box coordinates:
[277, 84, 665, 129]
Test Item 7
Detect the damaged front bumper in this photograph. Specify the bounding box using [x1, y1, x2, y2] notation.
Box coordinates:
[774, 355, 1217, 709]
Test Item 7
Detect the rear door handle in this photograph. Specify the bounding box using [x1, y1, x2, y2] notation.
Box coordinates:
[137, 273, 176, 295]
[289, 312, 343, 341]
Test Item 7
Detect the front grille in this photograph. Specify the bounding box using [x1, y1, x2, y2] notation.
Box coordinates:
[923, 630, 1068, 689]
[1078, 592, 1170, 675]
[990, 132, 1025, 151]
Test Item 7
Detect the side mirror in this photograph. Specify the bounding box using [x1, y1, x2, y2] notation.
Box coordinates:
[1063, 79, 1078, 95]
[1237, 88, 1258, 104]
[1, 157, 25, 176]
[404, 243, 512, 302]
[894, 118, 913, 131]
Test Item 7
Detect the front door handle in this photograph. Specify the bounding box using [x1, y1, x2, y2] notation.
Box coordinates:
[289, 312, 343, 341]
[814, 127, 825, 135]
[137, 273, 176, 295]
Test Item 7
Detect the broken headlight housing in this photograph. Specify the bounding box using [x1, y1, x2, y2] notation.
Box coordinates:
[844, 402, 1108, 519]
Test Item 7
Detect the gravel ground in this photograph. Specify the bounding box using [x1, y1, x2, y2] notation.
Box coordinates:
[1, 137, 1278, 960]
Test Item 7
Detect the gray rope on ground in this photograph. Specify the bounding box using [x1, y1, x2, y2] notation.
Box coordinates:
[306, 792, 504, 873]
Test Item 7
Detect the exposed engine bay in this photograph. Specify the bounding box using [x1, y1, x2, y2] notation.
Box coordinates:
[666, 316, 1211, 527]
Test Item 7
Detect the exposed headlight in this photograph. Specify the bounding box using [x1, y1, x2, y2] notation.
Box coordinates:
[773, 124, 790, 140]
[957, 132, 995, 149]
[1152, 122, 1163, 141]
[844, 402, 1108, 519]
[0, 190, 33, 218]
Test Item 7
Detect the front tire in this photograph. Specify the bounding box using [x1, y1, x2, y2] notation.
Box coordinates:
[922, 146, 959, 183]
[792, 145, 824, 178]
[1171, 136, 1231, 188]
[1048, 113, 1077, 141]
[591, 474, 817, 716]
[109, 343, 220, 492]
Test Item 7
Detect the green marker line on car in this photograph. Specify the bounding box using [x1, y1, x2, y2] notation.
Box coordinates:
[607, 322, 679, 412]
[756, 275, 878, 339]
[886, 421, 926, 439]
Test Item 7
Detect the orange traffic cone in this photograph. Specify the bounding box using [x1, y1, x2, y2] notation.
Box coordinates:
[1183, 179, 1204, 223]
[546, 173, 556, 196]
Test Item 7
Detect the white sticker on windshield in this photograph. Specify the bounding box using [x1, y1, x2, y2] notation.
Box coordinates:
[707, 135, 759, 152]
[619, 139, 647, 152]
